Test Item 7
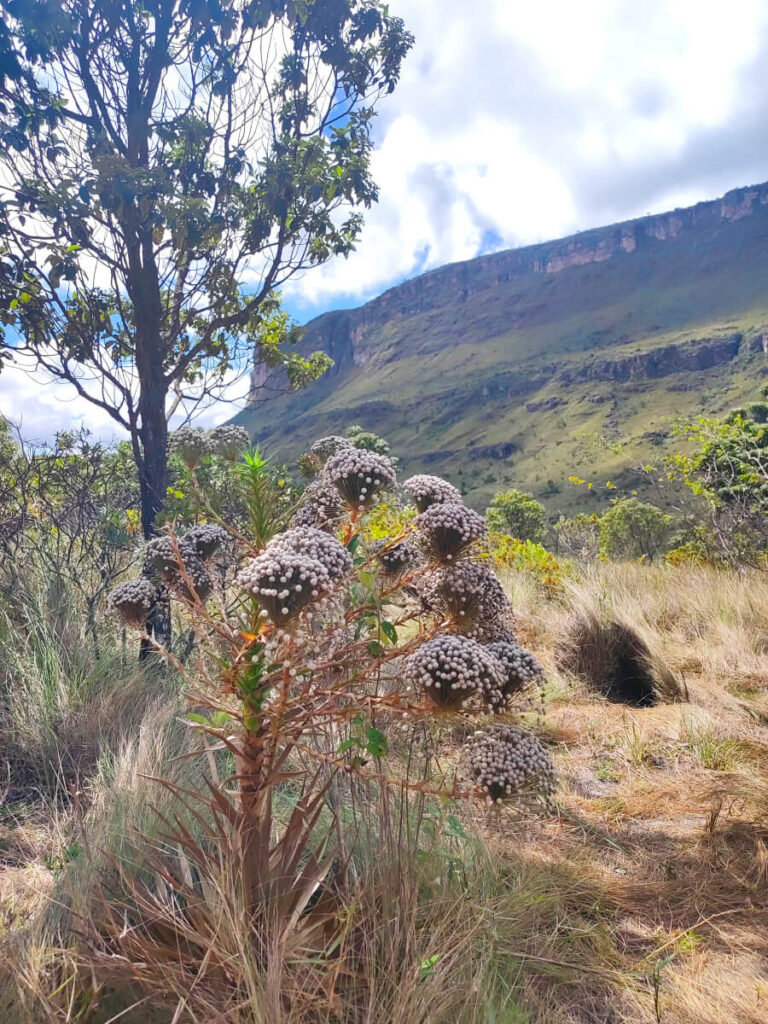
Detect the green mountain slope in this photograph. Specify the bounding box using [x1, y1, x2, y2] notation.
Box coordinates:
[236, 182, 768, 513]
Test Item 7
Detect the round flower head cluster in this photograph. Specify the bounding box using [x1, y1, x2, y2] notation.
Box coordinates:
[376, 536, 422, 576]
[145, 535, 192, 580]
[422, 561, 510, 637]
[168, 426, 212, 468]
[108, 578, 156, 629]
[182, 523, 229, 560]
[143, 534, 213, 604]
[403, 474, 462, 513]
[266, 527, 352, 585]
[416, 502, 486, 564]
[481, 623, 518, 644]
[462, 725, 556, 804]
[406, 635, 506, 710]
[291, 479, 346, 533]
[236, 549, 333, 626]
[309, 435, 352, 464]
[486, 640, 545, 702]
[209, 424, 250, 461]
[322, 448, 396, 512]
[175, 554, 213, 602]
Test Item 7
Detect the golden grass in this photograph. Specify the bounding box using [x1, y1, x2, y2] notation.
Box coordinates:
[1, 562, 767, 1022]
[506, 562, 768, 1023]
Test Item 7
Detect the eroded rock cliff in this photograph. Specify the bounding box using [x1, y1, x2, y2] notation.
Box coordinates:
[238, 181, 768, 512]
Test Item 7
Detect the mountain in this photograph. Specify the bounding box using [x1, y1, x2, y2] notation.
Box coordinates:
[235, 182, 768, 513]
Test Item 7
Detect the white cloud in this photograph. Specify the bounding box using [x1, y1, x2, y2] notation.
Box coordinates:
[0, 356, 246, 442]
[5, 0, 768, 437]
[286, 0, 768, 307]
[0, 362, 121, 443]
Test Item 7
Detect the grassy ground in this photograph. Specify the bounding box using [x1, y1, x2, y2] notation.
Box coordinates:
[498, 563, 768, 1023]
[1, 562, 767, 1022]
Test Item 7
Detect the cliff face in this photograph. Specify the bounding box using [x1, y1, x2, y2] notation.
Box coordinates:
[238, 181, 768, 513]
[259, 182, 768, 378]
[558, 333, 746, 385]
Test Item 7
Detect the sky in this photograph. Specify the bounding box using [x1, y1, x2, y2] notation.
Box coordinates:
[4, 0, 768, 438]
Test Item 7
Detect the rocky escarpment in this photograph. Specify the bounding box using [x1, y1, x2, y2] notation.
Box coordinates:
[237, 180, 768, 513]
[558, 333, 746, 386]
[251, 181, 768, 384]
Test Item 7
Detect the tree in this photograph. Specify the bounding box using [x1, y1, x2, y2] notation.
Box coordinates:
[486, 488, 547, 544]
[347, 422, 390, 456]
[597, 497, 672, 562]
[665, 388, 768, 565]
[0, 0, 412, 538]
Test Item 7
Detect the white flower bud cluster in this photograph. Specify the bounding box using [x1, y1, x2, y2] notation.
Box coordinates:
[479, 623, 518, 645]
[462, 725, 556, 804]
[108, 578, 156, 628]
[144, 533, 215, 602]
[236, 549, 332, 625]
[403, 474, 462, 513]
[182, 523, 229, 560]
[309, 435, 353, 463]
[406, 635, 506, 710]
[376, 536, 422, 575]
[175, 554, 213, 602]
[422, 561, 510, 637]
[168, 426, 212, 467]
[209, 424, 250, 461]
[145, 535, 193, 579]
[322, 448, 396, 511]
[416, 502, 486, 564]
[486, 640, 545, 701]
[291, 479, 346, 533]
[266, 527, 352, 584]
[236, 527, 351, 625]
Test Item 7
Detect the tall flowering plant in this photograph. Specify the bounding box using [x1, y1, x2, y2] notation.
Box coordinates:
[107, 444, 556, 968]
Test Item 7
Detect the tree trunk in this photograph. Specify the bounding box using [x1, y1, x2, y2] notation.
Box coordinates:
[237, 717, 269, 917]
[137, 374, 172, 655]
[125, 43, 173, 655]
[135, 315, 171, 653]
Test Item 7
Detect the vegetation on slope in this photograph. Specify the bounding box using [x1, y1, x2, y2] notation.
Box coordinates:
[238, 187, 768, 512]
[0, 417, 766, 1023]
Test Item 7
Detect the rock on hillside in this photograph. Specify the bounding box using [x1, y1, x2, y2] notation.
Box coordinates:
[236, 182, 768, 512]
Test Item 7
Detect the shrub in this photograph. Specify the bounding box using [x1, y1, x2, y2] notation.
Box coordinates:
[486, 488, 547, 543]
[666, 395, 768, 567]
[555, 512, 601, 562]
[346, 423, 395, 462]
[598, 497, 673, 562]
[664, 539, 715, 568]
[489, 534, 564, 591]
[95, 446, 554, 1019]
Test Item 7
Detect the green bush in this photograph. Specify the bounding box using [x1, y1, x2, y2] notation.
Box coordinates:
[666, 389, 768, 566]
[598, 497, 673, 562]
[486, 488, 547, 543]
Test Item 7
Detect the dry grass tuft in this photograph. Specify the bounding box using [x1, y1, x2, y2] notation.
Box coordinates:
[555, 602, 684, 706]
